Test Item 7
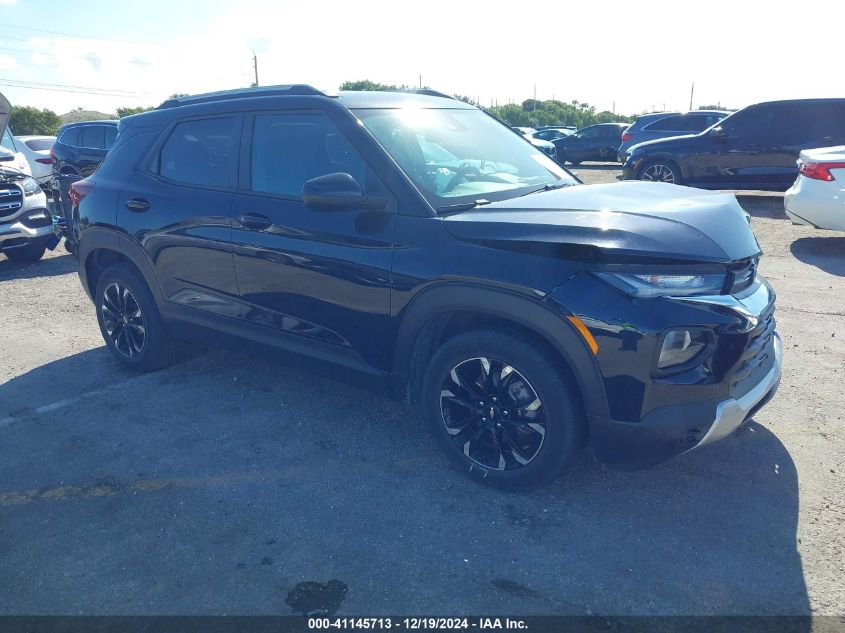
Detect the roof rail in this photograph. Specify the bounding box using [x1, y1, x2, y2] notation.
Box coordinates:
[157, 85, 327, 109]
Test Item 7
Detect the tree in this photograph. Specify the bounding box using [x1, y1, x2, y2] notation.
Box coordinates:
[116, 106, 154, 118]
[487, 99, 634, 129]
[8, 106, 62, 136]
[698, 104, 736, 112]
[340, 80, 399, 91]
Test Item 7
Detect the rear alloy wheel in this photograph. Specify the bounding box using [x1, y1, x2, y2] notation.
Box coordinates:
[421, 330, 586, 489]
[639, 160, 680, 184]
[95, 263, 176, 371]
[100, 282, 147, 358]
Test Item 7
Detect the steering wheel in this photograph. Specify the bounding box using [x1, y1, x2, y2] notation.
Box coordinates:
[442, 164, 483, 194]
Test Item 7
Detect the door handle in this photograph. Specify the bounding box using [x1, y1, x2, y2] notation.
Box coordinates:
[238, 212, 272, 230]
[125, 198, 150, 212]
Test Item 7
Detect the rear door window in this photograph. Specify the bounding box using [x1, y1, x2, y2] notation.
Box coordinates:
[159, 117, 239, 188]
[81, 126, 106, 149]
[780, 103, 845, 145]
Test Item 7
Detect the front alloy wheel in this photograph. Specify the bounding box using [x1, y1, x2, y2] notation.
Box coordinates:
[640, 162, 678, 184]
[440, 357, 547, 471]
[100, 282, 146, 358]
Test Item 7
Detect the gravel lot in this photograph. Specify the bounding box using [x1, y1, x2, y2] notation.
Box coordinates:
[1, 164, 843, 616]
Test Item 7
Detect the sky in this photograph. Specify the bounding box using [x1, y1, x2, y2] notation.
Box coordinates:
[0, 0, 843, 117]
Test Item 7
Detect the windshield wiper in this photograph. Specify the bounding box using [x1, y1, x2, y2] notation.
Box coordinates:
[435, 199, 492, 215]
[517, 182, 573, 198]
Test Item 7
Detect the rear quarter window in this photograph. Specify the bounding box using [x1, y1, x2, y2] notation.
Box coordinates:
[59, 127, 81, 147]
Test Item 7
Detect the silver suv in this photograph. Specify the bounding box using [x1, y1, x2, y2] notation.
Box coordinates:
[0, 92, 55, 262]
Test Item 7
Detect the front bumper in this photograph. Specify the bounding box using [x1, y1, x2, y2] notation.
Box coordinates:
[548, 273, 782, 468]
[0, 187, 54, 252]
[695, 332, 781, 447]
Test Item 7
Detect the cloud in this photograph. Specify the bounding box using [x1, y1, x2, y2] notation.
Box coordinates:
[0, 0, 18, 5]
[0, 54, 19, 70]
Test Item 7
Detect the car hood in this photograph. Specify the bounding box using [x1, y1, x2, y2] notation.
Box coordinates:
[629, 133, 703, 153]
[0, 91, 9, 139]
[442, 182, 761, 263]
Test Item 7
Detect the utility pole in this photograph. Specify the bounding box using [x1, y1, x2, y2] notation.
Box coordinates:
[689, 81, 695, 111]
[252, 51, 259, 87]
[419, 74, 422, 89]
[533, 84, 537, 109]
[612, 100, 616, 114]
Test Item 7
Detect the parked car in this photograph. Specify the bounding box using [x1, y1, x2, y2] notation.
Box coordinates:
[73, 86, 781, 489]
[14, 135, 55, 187]
[0, 92, 57, 262]
[617, 111, 729, 162]
[52, 120, 118, 178]
[1, 127, 33, 177]
[552, 122, 629, 165]
[532, 128, 574, 141]
[511, 126, 558, 160]
[623, 99, 845, 190]
[784, 145, 845, 231]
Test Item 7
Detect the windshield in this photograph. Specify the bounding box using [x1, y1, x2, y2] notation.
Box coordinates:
[355, 108, 576, 209]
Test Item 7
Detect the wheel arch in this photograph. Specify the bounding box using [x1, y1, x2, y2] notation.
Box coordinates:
[78, 228, 161, 303]
[391, 284, 610, 421]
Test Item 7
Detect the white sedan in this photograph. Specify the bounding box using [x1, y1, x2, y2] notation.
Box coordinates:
[785, 146, 845, 232]
[15, 135, 55, 185]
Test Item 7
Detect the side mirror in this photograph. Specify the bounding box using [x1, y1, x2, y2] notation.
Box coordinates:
[302, 172, 387, 212]
[0, 148, 14, 162]
[710, 126, 727, 142]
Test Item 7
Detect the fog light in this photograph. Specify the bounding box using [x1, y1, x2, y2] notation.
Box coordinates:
[658, 329, 709, 370]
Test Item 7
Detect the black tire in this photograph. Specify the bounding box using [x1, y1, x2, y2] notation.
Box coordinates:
[95, 263, 176, 371]
[4, 240, 46, 262]
[637, 159, 682, 185]
[421, 329, 587, 490]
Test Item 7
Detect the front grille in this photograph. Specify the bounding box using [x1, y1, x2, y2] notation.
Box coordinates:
[0, 184, 23, 221]
[727, 258, 758, 294]
[731, 312, 776, 393]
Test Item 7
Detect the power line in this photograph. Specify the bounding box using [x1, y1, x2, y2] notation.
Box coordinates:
[0, 82, 156, 99]
[0, 44, 154, 66]
[0, 77, 162, 98]
[0, 23, 160, 46]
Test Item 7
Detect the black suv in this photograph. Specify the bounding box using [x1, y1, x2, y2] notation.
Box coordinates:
[73, 86, 781, 489]
[623, 99, 845, 190]
[52, 120, 119, 178]
[552, 123, 629, 165]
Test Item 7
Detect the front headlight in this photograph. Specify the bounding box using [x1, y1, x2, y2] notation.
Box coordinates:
[596, 270, 726, 298]
[21, 176, 40, 196]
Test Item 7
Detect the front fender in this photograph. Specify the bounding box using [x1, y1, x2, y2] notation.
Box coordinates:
[391, 282, 610, 421]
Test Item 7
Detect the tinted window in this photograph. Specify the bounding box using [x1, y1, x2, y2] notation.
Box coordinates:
[24, 138, 54, 151]
[251, 113, 367, 197]
[104, 126, 118, 149]
[601, 126, 623, 138]
[160, 117, 238, 188]
[646, 115, 705, 132]
[60, 127, 81, 147]
[780, 103, 845, 145]
[722, 104, 783, 139]
[81, 126, 106, 149]
[578, 127, 599, 139]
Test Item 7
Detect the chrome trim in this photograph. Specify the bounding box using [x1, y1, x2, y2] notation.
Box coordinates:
[668, 280, 773, 333]
[694, 333, 782, 449]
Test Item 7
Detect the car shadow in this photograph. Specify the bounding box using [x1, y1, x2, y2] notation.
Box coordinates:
[790, 236, 845, 277]
[0, 344, 811, 617]
[0, 250, 77, 281]
[735, 194, 788, 220]
[566, 162, 622, 171]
